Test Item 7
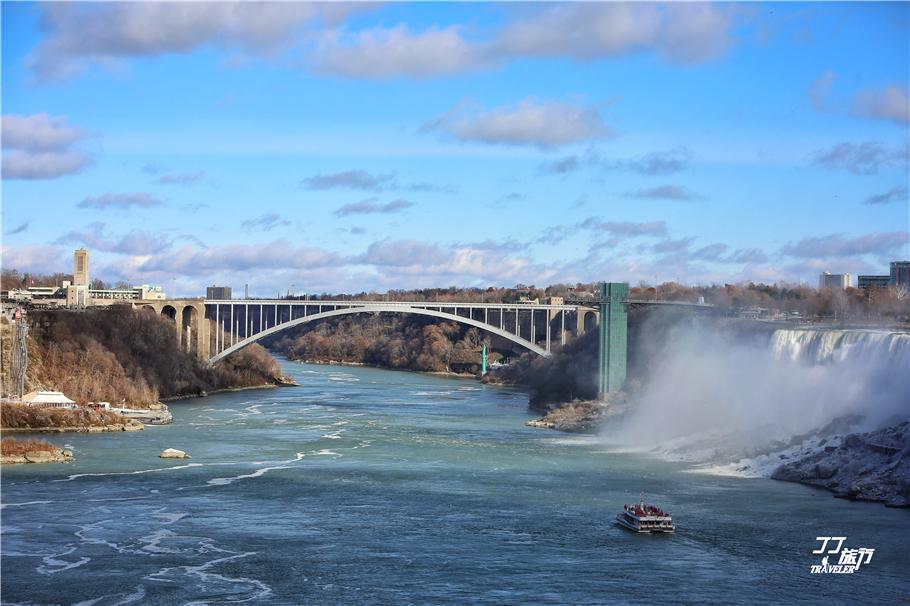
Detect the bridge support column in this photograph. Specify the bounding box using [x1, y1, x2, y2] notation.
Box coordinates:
[597, 282, 628, 398]
[198, 311, 210, 360]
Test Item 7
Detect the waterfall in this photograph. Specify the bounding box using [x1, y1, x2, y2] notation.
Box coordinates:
[612, 322, 910, 461]
[770, 328, 910, 368]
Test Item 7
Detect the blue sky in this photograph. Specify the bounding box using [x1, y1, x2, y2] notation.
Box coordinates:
[2, 1, 908, 296]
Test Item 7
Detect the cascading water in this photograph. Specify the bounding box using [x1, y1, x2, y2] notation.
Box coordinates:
[611, 322, 910, 465]
[770, 328, 910, 367]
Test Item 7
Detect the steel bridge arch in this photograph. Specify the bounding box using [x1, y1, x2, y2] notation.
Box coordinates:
[207, 304, 549, 366]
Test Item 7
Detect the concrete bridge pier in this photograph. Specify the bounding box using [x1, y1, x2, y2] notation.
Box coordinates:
[576, 308, 599, 337]
[139, 300, 209, 360]
[597, 282, 628, 397]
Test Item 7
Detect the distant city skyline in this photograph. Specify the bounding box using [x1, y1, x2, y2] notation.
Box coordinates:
[2, 2, 908, 297]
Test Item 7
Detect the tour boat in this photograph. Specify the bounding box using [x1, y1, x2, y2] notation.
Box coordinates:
[616, 496, 675, 533]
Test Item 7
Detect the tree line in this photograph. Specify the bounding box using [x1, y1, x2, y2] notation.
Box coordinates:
[267, 314, 493, 374]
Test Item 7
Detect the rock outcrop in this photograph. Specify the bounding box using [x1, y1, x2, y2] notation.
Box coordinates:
[525, 397, 630, 433]
[1, 448, 73, 465]
[160, 448, 191, 459]
[772, 422, 910, 508]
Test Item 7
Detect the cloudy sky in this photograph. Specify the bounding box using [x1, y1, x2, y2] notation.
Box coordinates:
[2, 2, 908, 297]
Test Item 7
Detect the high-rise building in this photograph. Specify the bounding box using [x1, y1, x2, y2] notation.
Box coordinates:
[857, 275, 890, 289]
[73, 248, 89, 286]
[818, 272, 852, 289]
[206, 286, 232, 300]
[890, 261, 910, 288]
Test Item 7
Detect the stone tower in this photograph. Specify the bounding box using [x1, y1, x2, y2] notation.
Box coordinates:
[73, 248, 90, 286]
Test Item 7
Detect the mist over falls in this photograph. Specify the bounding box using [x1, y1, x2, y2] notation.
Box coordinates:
[612, 321, 910, 462]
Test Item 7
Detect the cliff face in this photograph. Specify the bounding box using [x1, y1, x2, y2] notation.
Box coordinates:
[2, 307, 284, 407]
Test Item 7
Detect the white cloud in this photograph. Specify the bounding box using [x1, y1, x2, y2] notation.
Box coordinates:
[781, 232, 909, 258]
[622, 147, 692, 175]
[156, 171, 205, 185]
[1, 114, 92, 179]
[313, 4, 736, 79]
[496, 3, 662, 60]
[78, 192, 164, 210]
[581, 218, 668, 237]
[864, 186, 908, 205]
[241, 213, 292, 232]
[26, 2, 739, 83]
[851, 85, 910, 125]
[334, 198, 415, 216]
[55, 222, 174, 256]
[812, 142, 909, 175]
[808, 69, 837, 110]
[300, 169, 395, 191]
[136, 240, 340, 277]
[29, 2, 327, 81]
[313, 24, 487, 79]
[2, 151, 91, 180]
[0, 244, 66, 274]
[497, 3, 734, 64]
[2, 114, 85, 151]
[628, 185, 702, 201]
[425, 98, 610, 148]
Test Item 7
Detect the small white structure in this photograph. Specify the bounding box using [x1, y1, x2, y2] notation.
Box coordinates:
[22, 391, 77, 409]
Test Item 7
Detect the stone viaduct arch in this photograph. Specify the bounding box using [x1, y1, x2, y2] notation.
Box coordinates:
[140, 300, 210, 359]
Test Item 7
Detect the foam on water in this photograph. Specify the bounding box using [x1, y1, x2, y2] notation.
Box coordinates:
[206, 464, 293, 486]
[57, 463, 205, 482]
[0, 500, 56, 509]
[37, 545, 91, 575]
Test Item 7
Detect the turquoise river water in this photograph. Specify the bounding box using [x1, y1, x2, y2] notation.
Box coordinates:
[1, 360, 908, 605]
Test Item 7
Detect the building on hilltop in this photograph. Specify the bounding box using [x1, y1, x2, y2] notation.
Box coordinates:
[855, 261, 910, 290]
[2, 249, 166, 307]
[891, 261, 910, 288]
[206, 285, 232, 300]
[66, 248, 91, 307]
[73, 248, 89, 286]
[858, 275, 890, 289]
[818, 272, 852, 290]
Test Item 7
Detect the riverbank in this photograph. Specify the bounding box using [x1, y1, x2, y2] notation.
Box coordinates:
[1, 438, 73, 464]
[2, 420, 144, 433]
[771, 422, 910, 508]
[288, 358, 479, 380]
[159, 377, 299, 402]
[1, 404, 145, 433]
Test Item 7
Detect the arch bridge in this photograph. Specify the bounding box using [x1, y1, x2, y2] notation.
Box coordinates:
[139, 299, 596, 365]
[139, 284, 714, 396]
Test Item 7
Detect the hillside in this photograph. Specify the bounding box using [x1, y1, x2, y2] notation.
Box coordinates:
[266, 313, 496, 374]
[1, 306, 286, 407]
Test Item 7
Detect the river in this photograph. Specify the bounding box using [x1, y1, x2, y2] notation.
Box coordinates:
[1, 360, 908, 605]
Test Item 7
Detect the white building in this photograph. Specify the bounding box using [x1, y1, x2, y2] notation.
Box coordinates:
[819, 272, 852, 290]
[22, 391, 77, 409]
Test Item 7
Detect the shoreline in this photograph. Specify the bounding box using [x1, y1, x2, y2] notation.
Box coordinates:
[1, 449, 74, 465]
[287, 357, 481, 380]
[160, 380, 298, 402]
[1, 421, 144, 434]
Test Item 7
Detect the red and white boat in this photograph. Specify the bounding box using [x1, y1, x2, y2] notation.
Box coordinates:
[616, 496, 675, 533]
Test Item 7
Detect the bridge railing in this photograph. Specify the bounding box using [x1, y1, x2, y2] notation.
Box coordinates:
[201, 300, 588, 362]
